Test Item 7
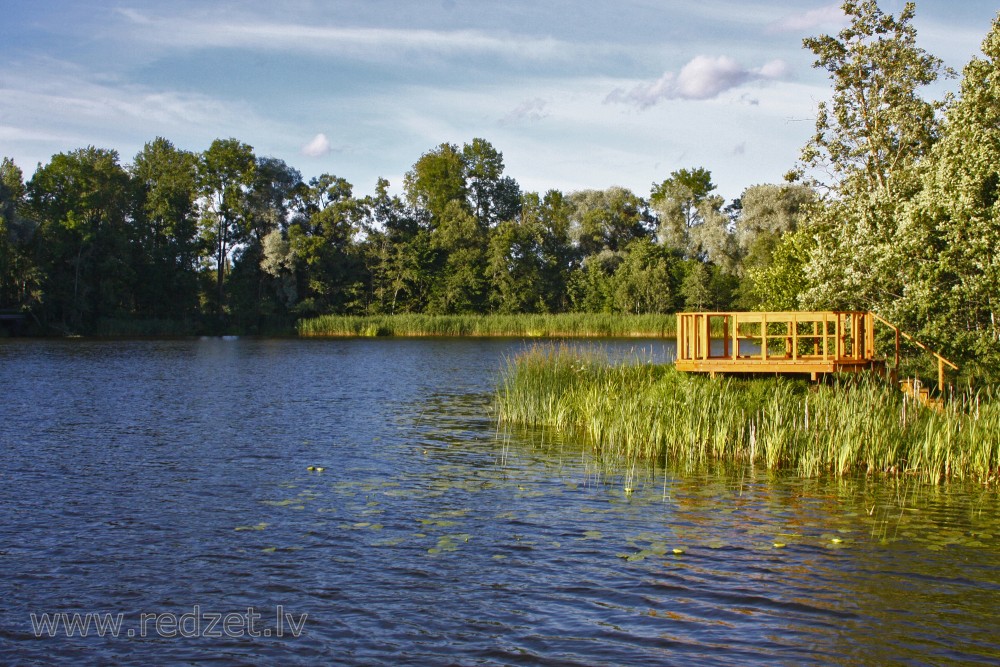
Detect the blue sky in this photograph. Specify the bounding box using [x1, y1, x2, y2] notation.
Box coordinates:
[2, 1, 997, 202]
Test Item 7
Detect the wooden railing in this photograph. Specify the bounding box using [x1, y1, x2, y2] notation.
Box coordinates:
[676, 311, 958, 391]
[677, 310, 872, 363]
[869, 312, 958, 392]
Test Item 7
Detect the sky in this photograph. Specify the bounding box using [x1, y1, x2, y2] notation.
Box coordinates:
[1, 1, 998, 203]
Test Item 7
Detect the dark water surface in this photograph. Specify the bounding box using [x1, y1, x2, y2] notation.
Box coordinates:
[1, 338, 998, 666]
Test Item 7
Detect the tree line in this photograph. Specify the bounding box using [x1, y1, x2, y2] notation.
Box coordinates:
[1, 1, 998, 373]
[0, 135, 809, 332]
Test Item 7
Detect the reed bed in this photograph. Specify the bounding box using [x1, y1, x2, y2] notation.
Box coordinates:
[495, 345, 1000, 485]
[298, 313, 679, 338]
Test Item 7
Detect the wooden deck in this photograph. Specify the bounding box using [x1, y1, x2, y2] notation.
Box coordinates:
[675, 311, 958, 394]
[676, 311, 878, 379]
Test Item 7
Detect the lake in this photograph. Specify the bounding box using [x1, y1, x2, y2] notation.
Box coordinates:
[1, 337, 998, 665]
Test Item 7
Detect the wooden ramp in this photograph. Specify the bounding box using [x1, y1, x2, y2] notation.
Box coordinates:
[675, 311, 957, 397]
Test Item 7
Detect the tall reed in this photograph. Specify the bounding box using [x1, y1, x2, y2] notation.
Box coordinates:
[298, 313, 678, 338]
[495, 345, 1000, 485]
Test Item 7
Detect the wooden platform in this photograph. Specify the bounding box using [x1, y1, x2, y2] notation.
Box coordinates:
[676, 311, 877, 380]
[675, 310, 957, 392]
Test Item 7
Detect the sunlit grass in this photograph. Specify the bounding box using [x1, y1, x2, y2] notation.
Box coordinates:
[298, 313, 679, 337]
[495, 344, 1000, 485]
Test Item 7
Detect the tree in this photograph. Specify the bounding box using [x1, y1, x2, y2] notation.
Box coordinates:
[228, 156, 304, 324]
[27, 147, 134, 330]
[527, 190, 576, 312]
[403, 143, 468, 224]
[568, 250, 619, 313]
[610, 238, 679, 313]
[681, 261, 712, 311]
[428, 200, 485, 313]
[131, 138, 201, 319]
[363, 178, 429, 313]
[199, 138, 256, 313]
[795, 1, 949, 313]
[462, 138, 521, 229]
[741, 229, 814, 311]
[898, 13, 1000, 369]
[284, 174, 366, 315]
[486, 213, 543, 313]
[734, 183, 816, 276]
[569, 187, 653, 256]
[799, 0, 948, 199]
[650, 167, 716, 254]
[0, 158, 39, 311]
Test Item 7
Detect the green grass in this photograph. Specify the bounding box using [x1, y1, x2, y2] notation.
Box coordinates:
[495, 344, 1000, 485]
[297, 313, 679, 338]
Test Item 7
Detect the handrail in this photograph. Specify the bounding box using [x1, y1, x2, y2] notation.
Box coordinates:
[869, 312, 958, 392]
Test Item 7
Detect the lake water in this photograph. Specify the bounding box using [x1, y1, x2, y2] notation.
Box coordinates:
[1, 337, 998, 666]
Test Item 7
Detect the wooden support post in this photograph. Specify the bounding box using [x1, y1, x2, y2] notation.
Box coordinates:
[835, 314, 842, 360]
[792, 314, 798, 361]
[938, 357, 945, 393]
[822, 314, 828, 361]
[762, 312, 768, 361]
[677, 315, 684, 361]
[732, 313, 738, 360]
[722, 316, 729, 359]
[865, 312, 875, 360]
[701, 314, 709, 360]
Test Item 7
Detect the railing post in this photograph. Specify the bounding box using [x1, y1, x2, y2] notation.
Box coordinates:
[835, 314, 841, 360]
[792, 313, 798, 361]
[677, 315, 684, 361]
[822, 313, 828, 360]
[732, 313, 738, 360]
[761, 312, 768, 360]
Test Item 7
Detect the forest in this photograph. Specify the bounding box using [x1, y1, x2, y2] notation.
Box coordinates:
[0, 2, 998, 375]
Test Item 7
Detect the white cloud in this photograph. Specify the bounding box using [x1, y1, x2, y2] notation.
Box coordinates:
[301, 133, 331, 157]
[768, 3, 846, 33]
[605, 56, 790, 108]
[499, 98, 550, 126]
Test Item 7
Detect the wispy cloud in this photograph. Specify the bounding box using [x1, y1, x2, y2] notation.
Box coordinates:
[768, 3, 846, 33]
[116, 9, 575, 62]
[499, 98, 550, 126]
[0, 58, 282, 167]
[605, 56, 790, 109]
[301, 133, 331, 157]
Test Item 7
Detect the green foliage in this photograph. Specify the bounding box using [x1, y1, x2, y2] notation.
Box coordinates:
[198, 138, 256, 312]
[650, 167, 723, 258]
[734, 183, 816, 278]
[785, 2, 1000, 376]
[428, 201, 486, 313]
[131, 138, 201, 319]
[609, 238, 680, 314]
[27, 147, 134, 330]
[0, 157, 40, 310]
[740, 228, 813, 311]
[897, 15, 1000, 372]
[792, 1, 949, 314]
[569, 187, 653, 256]
[800, 0, 948, 200]
[404, 142, 468, 222]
